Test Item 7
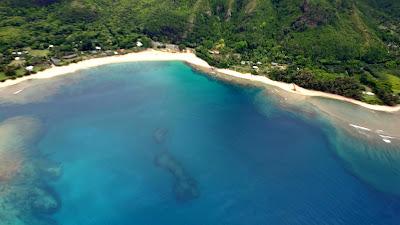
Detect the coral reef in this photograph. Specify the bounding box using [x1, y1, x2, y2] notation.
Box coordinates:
[0, 117, 62, 225]
[31, 187, 60, 214]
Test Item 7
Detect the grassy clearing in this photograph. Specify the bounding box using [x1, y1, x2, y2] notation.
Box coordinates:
[311, 69, 341, 81]
[29, 49, 50, 57]
[386, 73, 400, 94]
[9, 59, 25, 67]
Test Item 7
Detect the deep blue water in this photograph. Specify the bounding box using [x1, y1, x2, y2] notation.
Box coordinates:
[1, 62, 400, 225]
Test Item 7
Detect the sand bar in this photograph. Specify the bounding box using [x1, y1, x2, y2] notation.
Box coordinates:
[1, 49, 399, 112]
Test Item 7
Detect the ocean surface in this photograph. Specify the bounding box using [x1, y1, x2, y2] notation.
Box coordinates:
[0, 61, 399, 225]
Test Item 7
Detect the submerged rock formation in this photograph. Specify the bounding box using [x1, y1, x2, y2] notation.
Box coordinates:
[152, 127, 199, 201]
[154, 151, 199, 202]
[153, 127, 169, 144]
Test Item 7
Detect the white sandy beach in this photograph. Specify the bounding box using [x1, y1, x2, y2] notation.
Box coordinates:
[1, 49, 399, 112]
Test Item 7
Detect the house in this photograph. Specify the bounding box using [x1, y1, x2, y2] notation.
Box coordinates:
[25, 66, 34, 71]
[252, 66, 259, 70]
[105, 50, 114, 56]
[136, 41, 143, 47]
[362, 91, 375, 96]
[62, 54, 77, 59]
[151, 41, 163, 48]
[15, 57, 21, 61]
[49, 45, 54, 48]
[51, 57, 61, 66]
[257, 61, 262, 65]
[208, 50, 220, 55]
[271, 62, 278, 66]
[95, 46, 102, 50]
[165, 44, 179, 51]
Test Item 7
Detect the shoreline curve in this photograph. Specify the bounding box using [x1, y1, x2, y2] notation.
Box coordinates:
[1, 49, 399, 113]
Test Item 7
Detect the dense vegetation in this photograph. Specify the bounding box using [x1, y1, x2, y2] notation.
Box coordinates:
[1, 0, 400, 105]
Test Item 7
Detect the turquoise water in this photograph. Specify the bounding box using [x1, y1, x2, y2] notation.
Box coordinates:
[0, 62, 400, 225]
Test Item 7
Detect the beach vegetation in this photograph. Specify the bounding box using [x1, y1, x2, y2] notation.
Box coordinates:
[0, 0, 400, 105]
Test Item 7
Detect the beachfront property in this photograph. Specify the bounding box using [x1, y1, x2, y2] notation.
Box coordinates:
[136, 41, 143, 47]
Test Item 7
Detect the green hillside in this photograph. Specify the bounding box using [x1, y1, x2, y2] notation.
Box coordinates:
[1, 0, 399, 105]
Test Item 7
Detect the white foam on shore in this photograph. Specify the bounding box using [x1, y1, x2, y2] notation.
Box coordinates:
[349, 124, 371, 132]
[379, 135, 396, 139]
[13, 89, 24, 95]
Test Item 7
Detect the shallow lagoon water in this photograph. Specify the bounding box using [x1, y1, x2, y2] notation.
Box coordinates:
[0, 61, 400, 225]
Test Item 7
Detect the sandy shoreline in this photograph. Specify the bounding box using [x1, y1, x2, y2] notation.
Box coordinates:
[1, 49, 399, 112]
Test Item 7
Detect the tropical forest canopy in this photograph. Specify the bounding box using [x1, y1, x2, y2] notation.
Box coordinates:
[1, 0, 400, 105]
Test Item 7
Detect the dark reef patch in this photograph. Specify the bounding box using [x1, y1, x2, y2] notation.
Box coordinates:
[154, 151, 200, 202]
[153, 127, 169, 144]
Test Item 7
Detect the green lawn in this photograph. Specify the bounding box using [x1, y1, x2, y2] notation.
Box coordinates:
[29, 49, 50, 57]
[311, 69, 341, 81]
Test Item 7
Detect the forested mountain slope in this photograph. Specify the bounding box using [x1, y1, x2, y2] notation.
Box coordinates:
[1, 0, 399, 105]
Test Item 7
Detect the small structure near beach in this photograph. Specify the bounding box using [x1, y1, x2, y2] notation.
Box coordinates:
[62, 54, 77, 60]
[165, 44, 179, 52]
[105, 50, 114, 56]
[208, 50, 220, 55]
[151, 41, 163, 48]
[25, 66, 34, 71]
[50, 57, 61, 66]
[363, 91, 375, 96]
[136, 41, 143, 47]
